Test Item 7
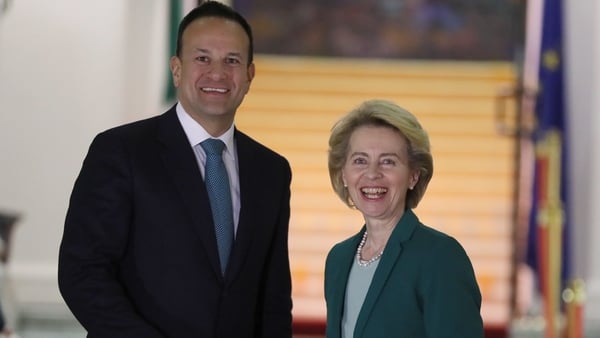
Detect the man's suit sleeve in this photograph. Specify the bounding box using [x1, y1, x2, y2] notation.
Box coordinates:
[58, 131, 165, 338]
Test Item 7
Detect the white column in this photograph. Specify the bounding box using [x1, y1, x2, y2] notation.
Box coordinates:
[585, 0, 600, 326]
[565, 0, 600, 327]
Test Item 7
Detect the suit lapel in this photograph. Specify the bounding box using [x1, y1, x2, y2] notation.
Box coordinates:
[354, 210, 419, 338]
[353, 238, 402, 337]
[330, 233, 362, 338]
[156, 108, 222, 277]
[224, 131, 257, 280]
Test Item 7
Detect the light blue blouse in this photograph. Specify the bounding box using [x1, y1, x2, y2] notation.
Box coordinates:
[341, 258, 379, 338]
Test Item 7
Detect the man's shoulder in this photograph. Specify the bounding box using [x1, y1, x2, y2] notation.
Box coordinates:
[235, 129, 288, 163]
[97, 109, 175, 140]
[85, 109, 178, 154]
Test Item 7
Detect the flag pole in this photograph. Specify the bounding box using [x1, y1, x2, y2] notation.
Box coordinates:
[534, 0, 568, 336]
[535, 129, 564, 338]
[563, 279, 585, 338]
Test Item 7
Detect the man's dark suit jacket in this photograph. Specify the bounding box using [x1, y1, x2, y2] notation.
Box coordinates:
[58, 106, 293, 338]
[324, 210, 484, 338]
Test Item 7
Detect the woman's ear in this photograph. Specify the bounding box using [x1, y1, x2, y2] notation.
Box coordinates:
[410, 171, 420, 190]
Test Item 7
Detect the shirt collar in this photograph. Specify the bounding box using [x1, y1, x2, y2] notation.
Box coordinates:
[176, 103, 236, 154]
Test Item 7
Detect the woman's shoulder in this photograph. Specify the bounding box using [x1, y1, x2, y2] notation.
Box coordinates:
[411, 222, 470, 257]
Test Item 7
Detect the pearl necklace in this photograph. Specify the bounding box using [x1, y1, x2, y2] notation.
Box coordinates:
[356, 230, 384, 267]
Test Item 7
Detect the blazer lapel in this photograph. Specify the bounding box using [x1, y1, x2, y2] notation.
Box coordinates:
[223, 131, 259, 280]
[353, 210, 419, 338]
[156, 108, 222, 277]
[330, 233, 362, 337]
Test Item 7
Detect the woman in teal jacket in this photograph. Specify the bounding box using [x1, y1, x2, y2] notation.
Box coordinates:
[324, 99, 484, 338]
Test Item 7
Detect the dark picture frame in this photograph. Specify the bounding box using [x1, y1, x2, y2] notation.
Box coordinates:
[234, 0, 525, 60]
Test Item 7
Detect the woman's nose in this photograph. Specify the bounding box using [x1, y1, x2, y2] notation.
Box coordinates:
[366, 164, 382, 179]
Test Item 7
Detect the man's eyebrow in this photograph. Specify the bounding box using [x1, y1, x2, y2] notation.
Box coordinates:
[226, 51, 244, 58]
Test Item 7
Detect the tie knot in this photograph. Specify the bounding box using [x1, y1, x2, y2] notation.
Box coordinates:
[201, 139, 226, 155]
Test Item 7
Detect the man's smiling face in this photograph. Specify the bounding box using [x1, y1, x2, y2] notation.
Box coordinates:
[170, 16, 255, 135]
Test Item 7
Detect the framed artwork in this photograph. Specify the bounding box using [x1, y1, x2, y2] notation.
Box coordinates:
[234, 0, 525, 60]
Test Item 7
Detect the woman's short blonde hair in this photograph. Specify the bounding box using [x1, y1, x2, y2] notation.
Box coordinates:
[328, 99, 433, 209]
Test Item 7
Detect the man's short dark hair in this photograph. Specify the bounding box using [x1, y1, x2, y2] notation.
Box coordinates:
[175, 1, 254, 64]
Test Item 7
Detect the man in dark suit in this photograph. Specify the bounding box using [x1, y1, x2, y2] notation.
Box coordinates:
[58, 2, 293, 337]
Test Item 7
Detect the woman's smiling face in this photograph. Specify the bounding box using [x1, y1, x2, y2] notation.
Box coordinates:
[342, 125, 419, 222]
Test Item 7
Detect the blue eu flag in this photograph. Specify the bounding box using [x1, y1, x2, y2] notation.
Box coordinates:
[526, 0, 570, 295]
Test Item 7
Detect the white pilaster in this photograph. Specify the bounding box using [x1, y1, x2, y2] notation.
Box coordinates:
[565, 0, 600, 328]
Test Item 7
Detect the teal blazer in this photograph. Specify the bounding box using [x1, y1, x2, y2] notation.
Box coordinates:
[324, 210, 484, 338]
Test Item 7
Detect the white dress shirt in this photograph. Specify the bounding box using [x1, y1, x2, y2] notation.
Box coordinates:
[176, 103, 241, 235]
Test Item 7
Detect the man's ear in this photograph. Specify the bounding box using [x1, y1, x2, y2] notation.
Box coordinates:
[247, 63, 255, 83]
[170, 56, 181, 88]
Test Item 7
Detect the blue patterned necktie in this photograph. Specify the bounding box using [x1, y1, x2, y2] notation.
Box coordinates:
[200, 139, 233, 275]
